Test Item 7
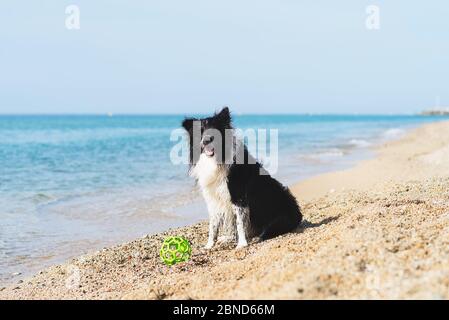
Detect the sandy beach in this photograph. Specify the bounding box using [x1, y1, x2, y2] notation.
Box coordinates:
[1, 120, 449, 300]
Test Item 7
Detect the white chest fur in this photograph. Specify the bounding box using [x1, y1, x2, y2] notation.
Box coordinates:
[191, 154, 234, 222]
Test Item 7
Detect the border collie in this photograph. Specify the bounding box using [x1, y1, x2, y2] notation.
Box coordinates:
[182, 107, 302, 249]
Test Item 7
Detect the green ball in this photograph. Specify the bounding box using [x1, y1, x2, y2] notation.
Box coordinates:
[160, 236, 192, 266]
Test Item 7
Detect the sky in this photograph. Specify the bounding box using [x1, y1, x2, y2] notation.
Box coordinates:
[0, 1, 448, 114]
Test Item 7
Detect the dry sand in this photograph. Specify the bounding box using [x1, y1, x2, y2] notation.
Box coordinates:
[1, 120, 449, 299]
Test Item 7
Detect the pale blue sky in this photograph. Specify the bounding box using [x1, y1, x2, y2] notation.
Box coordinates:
[0, 1, 448, 114]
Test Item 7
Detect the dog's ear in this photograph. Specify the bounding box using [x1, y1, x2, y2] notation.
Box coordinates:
[216, 107, 231, 127]
[182, 117, 196, 132]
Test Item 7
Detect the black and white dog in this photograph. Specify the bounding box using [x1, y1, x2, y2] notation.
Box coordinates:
[182, 107, 302, 249]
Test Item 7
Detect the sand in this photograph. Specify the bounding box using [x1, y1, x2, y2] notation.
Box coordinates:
[1, 120, 449, 299]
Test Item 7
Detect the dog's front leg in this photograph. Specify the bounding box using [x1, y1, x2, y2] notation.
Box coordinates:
[233, 205, 248, 249]
[217, 213, 236, 244]
[204, 214, 220, 249]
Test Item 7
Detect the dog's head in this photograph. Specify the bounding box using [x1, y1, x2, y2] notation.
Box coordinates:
[182, 107, 233, 165]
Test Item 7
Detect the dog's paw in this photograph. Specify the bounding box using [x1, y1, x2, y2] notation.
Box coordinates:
[217, 235, 234, 244]
[250, 236, 262, 244]
[203, 242, 214, 250]
[236, 242, 248, 250]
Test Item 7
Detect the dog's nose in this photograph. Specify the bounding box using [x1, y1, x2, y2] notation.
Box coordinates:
[202, 135, 214, 145]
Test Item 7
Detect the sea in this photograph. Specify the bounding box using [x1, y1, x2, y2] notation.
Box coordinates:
[0, 114, 445, 284]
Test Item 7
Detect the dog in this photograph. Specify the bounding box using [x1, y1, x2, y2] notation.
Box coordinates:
[182, 107, 302, 249]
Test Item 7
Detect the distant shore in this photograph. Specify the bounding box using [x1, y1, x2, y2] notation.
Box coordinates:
[2, 120, 449, 299]
[421, 108, 449, 116]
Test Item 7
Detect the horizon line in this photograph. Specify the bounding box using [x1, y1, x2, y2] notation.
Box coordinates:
[0, 112, 427, 117]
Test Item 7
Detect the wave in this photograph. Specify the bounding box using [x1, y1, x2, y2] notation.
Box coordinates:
[298, 149, 345, 162]
[316, 150, 346, 158]
[382, 128, 405, 140]
[348, 139, 372, 148]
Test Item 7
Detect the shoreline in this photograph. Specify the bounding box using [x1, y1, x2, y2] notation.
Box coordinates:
[0, 117, 398, 286]
[1, 120, 449, 299]
[291, 120, 449, 202]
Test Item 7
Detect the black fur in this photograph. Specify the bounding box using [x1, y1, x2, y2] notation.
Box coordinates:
[227, 149, 302, 240]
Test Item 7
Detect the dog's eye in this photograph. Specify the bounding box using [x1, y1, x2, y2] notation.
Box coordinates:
[202, 135, 214, 144]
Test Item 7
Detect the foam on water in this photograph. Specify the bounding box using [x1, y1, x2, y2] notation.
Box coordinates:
[382, 128, 406, 139]
[349, 139, 372, 148]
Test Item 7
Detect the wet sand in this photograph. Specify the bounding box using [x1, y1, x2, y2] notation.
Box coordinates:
[1, 120, 449, 299]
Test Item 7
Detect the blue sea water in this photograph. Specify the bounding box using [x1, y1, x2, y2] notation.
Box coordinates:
[0, 114, 445, 283]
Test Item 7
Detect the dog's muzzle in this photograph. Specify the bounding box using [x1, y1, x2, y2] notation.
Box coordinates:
[202, 135, 215, 157]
